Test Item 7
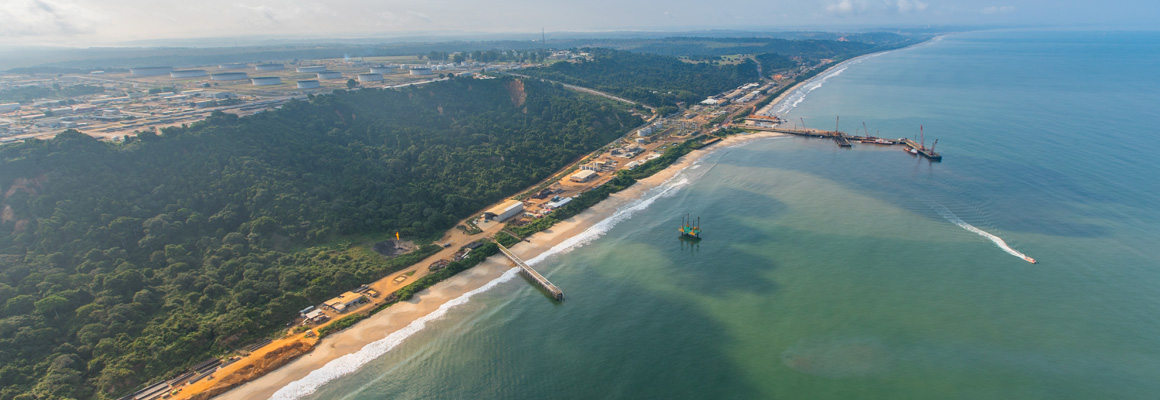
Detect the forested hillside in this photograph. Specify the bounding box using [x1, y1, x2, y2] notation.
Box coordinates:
[0, 76, 640, 399]
[520, 49, 759, 108]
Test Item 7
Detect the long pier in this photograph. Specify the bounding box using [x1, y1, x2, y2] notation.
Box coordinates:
[497, 243, 564, 301]
[742, 121, 942, 161]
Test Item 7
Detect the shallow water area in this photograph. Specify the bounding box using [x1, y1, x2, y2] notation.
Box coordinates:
[285, 30, 1160, 400]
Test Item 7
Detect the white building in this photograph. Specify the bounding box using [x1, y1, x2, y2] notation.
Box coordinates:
[409, 68, 433, 76]
[357, 73, 383, 82]
[130, 66, 173, 76]
[485, 199, 524, 222]
[255, 64, 285, 71]
[210, 72, 248, 81]
[570, 169, 597, 183]
[317, 71, 343, 80]
[369, 66, 395, 74]
[250, 77, 282, 86]
[324, 292, 368, 313]
[170, 70, 207, 78]
[296, 66, 327, 73]
[297, 80, 321, 89]
[219, 63, 248, 69]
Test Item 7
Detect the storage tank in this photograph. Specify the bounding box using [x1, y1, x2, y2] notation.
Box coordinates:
[130, 66, 173, 76]
[218, 63, 248, 69]
[369, 66, 394, 74]
[296, 66, 327, 73]
[409, 68, 433, 76]
[250, 77, 282, 86]
[210, 72, 248, 81]
[170, 69, 207, 78]
[357, 73, 383, 82]
[255, 63, 285, 71]
[317, 71, 342, 80]
[297, 80, 321, 89]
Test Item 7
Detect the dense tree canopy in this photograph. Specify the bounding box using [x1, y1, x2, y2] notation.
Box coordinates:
[0, 76, 640, 399]
[521, 49, 760, 107]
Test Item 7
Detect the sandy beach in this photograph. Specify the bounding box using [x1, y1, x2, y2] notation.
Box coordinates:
[207, 40, 912, 398]
[213, 130, 784, 400]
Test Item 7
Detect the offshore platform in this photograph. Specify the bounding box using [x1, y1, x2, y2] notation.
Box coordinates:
[679, 214, 702, 239]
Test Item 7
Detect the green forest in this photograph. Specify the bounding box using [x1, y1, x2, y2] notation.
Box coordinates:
[520, 49, 760, 108]
[0, 76, 640, 399]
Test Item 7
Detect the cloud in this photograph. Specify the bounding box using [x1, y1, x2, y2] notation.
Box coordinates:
[377, 10, 433, 25]
[982, 5, 1016, 14]
[825, 0, 927, 16]
[825, 0, 858, 15]
[0, 0, 99, 37]
[895, 0, 928, 13]
[405, 10, 431, 23]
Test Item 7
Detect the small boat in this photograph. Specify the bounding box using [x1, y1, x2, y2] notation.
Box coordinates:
[874, 139, 893, 145]
[906, 147, 919, 154]
[1023, 256, 1038, 264]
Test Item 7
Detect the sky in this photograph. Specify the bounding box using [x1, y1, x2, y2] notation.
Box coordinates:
[1, 0, 1158, 46]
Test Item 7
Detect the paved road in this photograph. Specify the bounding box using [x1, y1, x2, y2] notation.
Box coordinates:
[504, 72, 655, 112]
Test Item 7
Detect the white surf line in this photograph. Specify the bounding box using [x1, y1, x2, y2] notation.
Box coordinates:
[269, 167, 697, 400]
[932, 203, 1037, 264]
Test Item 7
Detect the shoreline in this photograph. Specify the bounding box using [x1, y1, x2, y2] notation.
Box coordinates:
[761, 34, 945, 119]
[215, 130, 786, 400]
[210, 37, 938, 399]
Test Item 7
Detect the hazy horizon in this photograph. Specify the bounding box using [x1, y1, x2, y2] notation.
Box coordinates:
[2, 0, 1157, 47]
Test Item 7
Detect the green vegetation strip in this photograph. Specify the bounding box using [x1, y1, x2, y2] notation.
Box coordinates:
[495, 232, 520, 247]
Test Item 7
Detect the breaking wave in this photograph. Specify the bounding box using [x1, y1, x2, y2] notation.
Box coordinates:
[270, 168, 695, 399]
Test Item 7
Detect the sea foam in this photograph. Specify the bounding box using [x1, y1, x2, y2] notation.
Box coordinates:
[270, 167, 695, 399]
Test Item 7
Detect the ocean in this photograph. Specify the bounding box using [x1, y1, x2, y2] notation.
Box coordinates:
[275, 30, 1160, 399]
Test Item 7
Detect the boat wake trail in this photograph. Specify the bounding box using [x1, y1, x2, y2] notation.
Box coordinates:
[269, 169, 695, 400]
[932, 204, 1037, 264]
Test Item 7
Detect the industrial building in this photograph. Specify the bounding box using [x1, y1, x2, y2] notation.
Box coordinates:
[170, 69, 207, 78]
[297, 80, 321, 89]
[484, 199, 524, 222]
[296, 66, 327, 73]
[369, 66, 395, 74]
[357, 73, 383, 82]
[570, 169, 597, 183]
[130, 66, 173, 76]
[0, 103, 20, 113]
[581, 161, 606, 171]
[324, 292, 368, 313]
[255, 63, 285, 71]
[210, 72, 248, 81]
[251, 77, 282, 86]
[219, 63, 248, 69]
[317, 71, 342, 80]
[544, 197, 573, 210]
[409, 68, 433, 76]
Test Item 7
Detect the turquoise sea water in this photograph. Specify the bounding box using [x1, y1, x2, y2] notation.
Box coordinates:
[280, 30, 1160, 399]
